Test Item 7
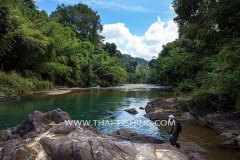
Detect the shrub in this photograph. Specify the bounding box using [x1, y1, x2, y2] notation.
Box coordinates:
[0, 71, 53, 97]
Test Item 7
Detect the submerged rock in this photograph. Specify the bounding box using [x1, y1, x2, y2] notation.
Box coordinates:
[124, 108, 138, 114]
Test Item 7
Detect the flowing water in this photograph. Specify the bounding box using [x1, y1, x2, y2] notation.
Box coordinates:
[0, 86, 239, 159]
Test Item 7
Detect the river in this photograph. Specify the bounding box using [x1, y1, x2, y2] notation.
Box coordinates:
[0, 86, 239, 159]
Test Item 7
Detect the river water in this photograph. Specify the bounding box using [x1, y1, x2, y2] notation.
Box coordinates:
[0, 86, 239, 159]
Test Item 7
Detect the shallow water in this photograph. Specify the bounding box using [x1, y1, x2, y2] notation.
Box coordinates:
[0, 86, 239, 159]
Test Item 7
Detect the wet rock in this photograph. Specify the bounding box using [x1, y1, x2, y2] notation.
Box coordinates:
[139, 107, 145, 110]
[188, 152, 206, 160]
[124, 108, 138, 114]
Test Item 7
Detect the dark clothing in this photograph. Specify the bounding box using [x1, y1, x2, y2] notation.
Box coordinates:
[170, 133, 180, 147]
[169, 119, 181, 147]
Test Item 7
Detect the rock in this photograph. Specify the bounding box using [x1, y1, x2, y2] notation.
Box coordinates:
[1, 138, 39, 160]
[107, 128, 164, 144]
[204, 113, 240, 149]
[144, 99, 183, 121]
[155, 143, 188, 160]
[188, 152, 206, 160]
[220, 137, 240, 149]
[180, 142, 208, 153]
[9, 109, 71, 139]
[180, 112, 197, 122]
[43, 108, 71, 123]
[124, 108, 138, 114]
[179, 95, 221, 121]
[204, 114, 240, 134]
[139, 107, 145, 110]
[11, 111, 53, 139]
[0, 129, 12, 142]
[15, 95, 21, 101]
[220, 130, 240, 141]
[0, 109, 198, 160]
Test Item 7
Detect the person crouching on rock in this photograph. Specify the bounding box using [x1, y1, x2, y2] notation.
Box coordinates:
[168, 115, 182, 148]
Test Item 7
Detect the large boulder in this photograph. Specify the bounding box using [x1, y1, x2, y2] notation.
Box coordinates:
[204, 114, 240, 133]
[144, 99, 183, 121]
[11, 108, 70, 139]
[43, 108, 71, 123]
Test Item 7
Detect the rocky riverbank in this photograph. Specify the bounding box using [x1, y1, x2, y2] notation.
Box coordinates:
[144, 98, 240, 149]
[0, 109, 204, 160]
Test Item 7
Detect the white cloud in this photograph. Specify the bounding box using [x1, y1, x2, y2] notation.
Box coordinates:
[101, 17, 178, 60]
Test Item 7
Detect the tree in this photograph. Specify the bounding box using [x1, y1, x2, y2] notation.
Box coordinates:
[104, 42, 117, 57]
[148, 59, 157, 68]
[51, 3, 103, 45]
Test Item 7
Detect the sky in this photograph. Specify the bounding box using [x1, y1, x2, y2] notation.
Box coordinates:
[36, 0, 178, 60]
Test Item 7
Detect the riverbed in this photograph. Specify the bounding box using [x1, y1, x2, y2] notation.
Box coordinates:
[0, 85, 239, 159]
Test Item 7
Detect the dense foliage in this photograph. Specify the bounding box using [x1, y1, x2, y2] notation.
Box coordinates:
[150, 0, 240, 111]
[0, 0, 127, 96]
[121, 54, 149, 83]
[0, 71, 53, 97]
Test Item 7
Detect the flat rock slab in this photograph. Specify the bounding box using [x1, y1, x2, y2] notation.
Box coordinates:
[155, 143, 188, 160]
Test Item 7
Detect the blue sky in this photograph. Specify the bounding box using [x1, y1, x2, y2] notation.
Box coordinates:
[36, 0, 178, 60]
